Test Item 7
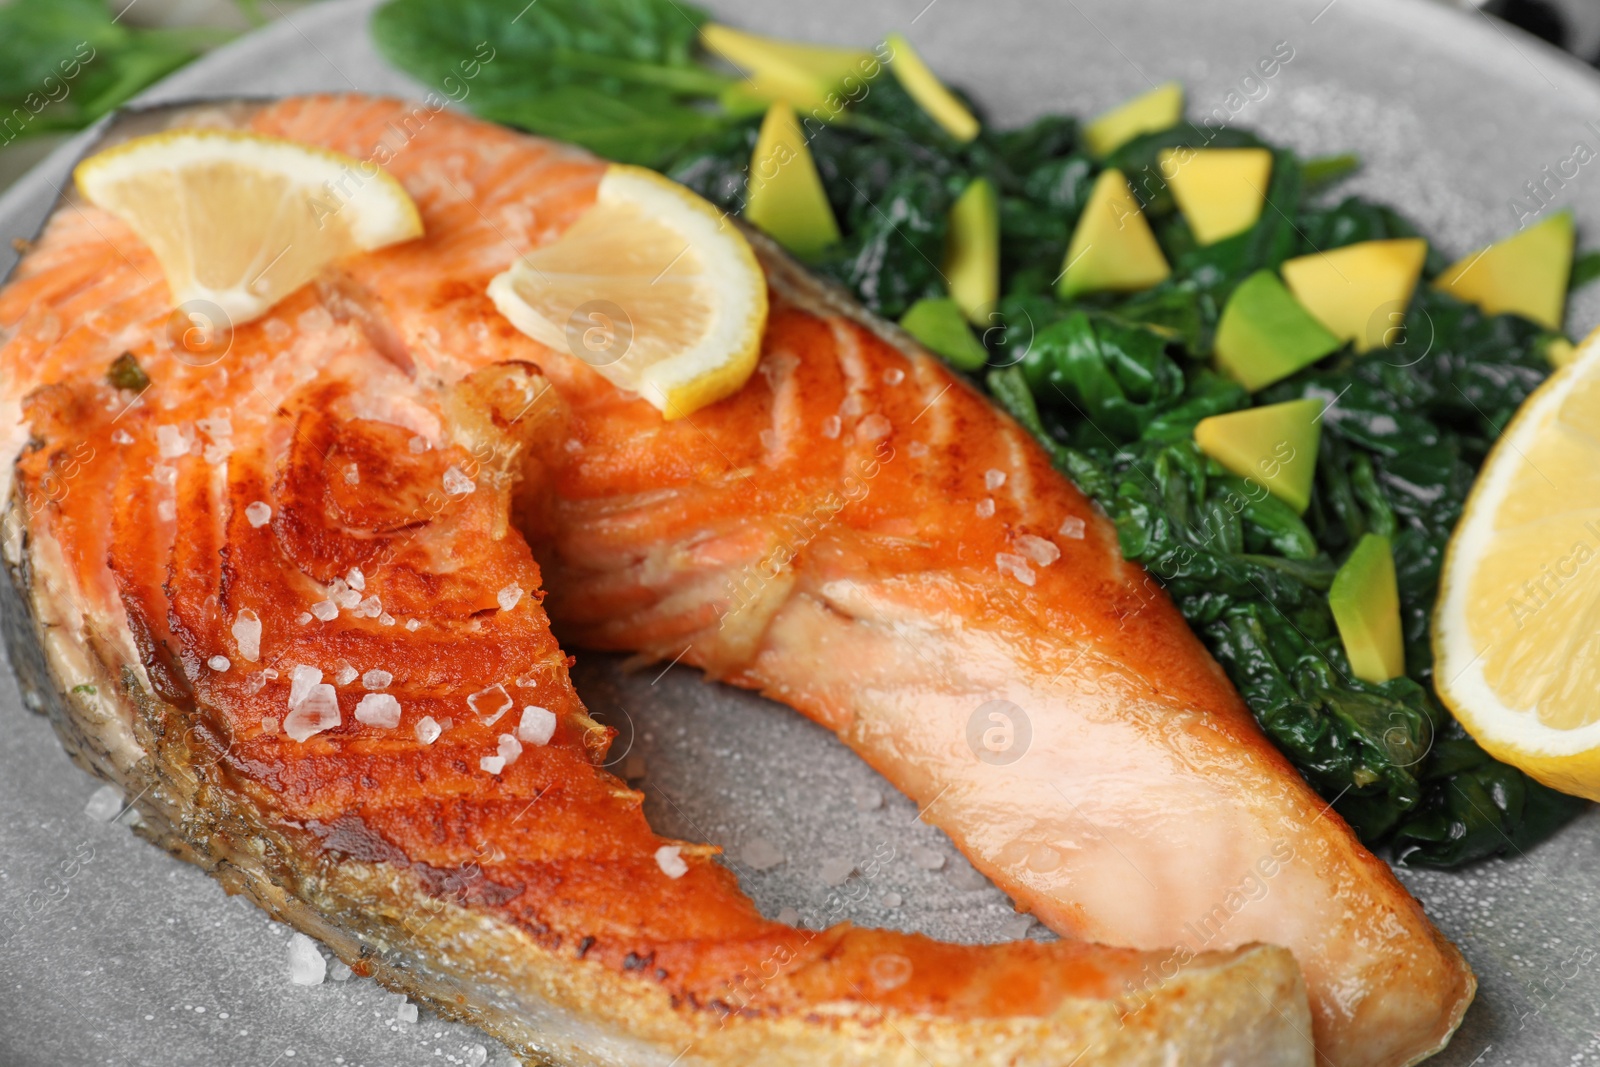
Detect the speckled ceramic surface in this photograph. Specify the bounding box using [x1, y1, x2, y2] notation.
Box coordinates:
[2, 1, 1598, 1063]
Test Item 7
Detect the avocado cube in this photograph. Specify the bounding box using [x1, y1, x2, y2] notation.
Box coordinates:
[1215, 271, 1344, 391]
[1329, 533, 1405, 684]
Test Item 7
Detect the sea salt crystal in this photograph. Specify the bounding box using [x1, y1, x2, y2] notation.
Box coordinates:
[328, 961, 352, 982]
[442, 466, 475, 495]
[857, 413, 891, 441]
[840, 394, 864, 417]
[111, 429, 134, 445]
[1058, 516, 1086, 539]
[203, 443, 231, 464]
[497, 583, 524, 611]
[655, 845, 688, 879]
[352, 596, 382, 618]
[976, 498, 995, 518]
[259, 717, 279, 734]
[355, 693, 401, 729]
[208, 655, 230, 672]
[288, 665, 324, 709]
[516, 705, 556, 746]
[310, 600, 339, 622]
[232, 609, 262, 662]
[405, 619, 421, 632]
[467, 683, 512, 726]
[479, 754, 506, 775]
[157, 424, 193, 459]
[262, 318, 291, 343]
[343, 464, 359, 485]
[908, 441, 927, 458]
[297, 307, 333, 334]
[1015, 534, 1060, 567]
[152, 464, 177, 486]
[985, 469, 1007, 491]
[408, 436, 427, 454]
[882, 367, 906, 385]
[286, 933, 326, 986]
[334, 586, 362, 611]
[496, 732, 523, 768]
[362, 669, 393, 691]
[332, 662, 358, 686]
[379, 613, 397, 626]
[197, 416, 232, 441]
[245, 501, 272, 528]
[346, 568, 365, 592]
[819, 857, 855, 887]
[283, 684, 339, 742]
[821, 415, 841, 439]
[396, 1000, 418, 1024]
[465, 1045, 488, 1067]
[157, 500, 176, 521]
[995, 552, 1036, 587]
[414, 716, 442, 744]
[84, 784, 123, 822]
[297, 612, 313, 625]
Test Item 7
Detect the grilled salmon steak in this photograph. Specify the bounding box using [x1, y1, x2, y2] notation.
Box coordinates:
[0, 95, 1470, 1066]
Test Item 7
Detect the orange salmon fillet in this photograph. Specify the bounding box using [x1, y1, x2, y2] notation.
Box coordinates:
[0, 94, 1470, 1066]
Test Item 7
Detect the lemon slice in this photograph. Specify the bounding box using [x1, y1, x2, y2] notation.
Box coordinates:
[487, 164, 768, 420]
[75, 129, 422, 326]
[1435, 325, 1600, 799]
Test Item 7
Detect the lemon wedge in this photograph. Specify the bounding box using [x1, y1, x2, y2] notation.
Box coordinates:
[1434, 325, 1600, 799]
[488, 164, 768, 420]
[75, 129, 421, 327]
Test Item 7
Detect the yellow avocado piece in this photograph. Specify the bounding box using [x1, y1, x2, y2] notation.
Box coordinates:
[1434, 210, 1574, 330]
[1084, 82, 1183, 158]
[884, 33, 980, 143]
[1281, 238, 1428, 353]
[1193, 398, 1323, 513]
[701, 24, 874, 113]
[1058, 169, 1170, 299]
[1329, 533, 1405, 684]
[1159, 147, 1273, 245]
[945, 177, 999, 323]
[745, 101, 841, 260]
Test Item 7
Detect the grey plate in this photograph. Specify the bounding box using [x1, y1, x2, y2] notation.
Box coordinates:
[2, 1, 1599, 1064]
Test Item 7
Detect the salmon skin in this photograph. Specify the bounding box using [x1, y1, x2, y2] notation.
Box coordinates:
[0, 95, 1463, 1065]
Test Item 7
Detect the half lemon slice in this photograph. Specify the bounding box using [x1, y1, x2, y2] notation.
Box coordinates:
[1434, 325, 1600, 799]
[488, 164, 768, 420]
[75, 129, 422, 326]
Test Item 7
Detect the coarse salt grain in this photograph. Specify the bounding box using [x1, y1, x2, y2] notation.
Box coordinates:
[355, 693, 401, 729]
[203, 443, 231, 465]
[821, 415, 841, 439]
[379, 613, 396, 626]
[496, 732, 522, 767]
[995, 552, 1036, 587]
[157, 424, 192, 459]
[1015, 534, 1060, 567]
[332, 662, 358, 686]
[516, 705, 556, 746]
[197, 416, 232, 441]
[288, 665, 323, 708]
[442, 466, 475, 495]
[245, 501, 272, 527]
[655, 845, 688, 879]
[157, 500, 176, 521]
[985, 469, 1007, 491]
[310, 600, 339, 622]
[343, 464, 359, 485]
[352, 596, 382, 618]
[84, 785, 123, 822]
[111, 429, 134, 445]
[857, 414, 891, 441]
[467, 683, 512, 726]
[208, 656, 230, 672]
[414, 716, 442, 744]
[479, 754, 506, 775]
[405, 619, 421, 632]
[286, 933, 325, 986]
[231, 609, 262, 661]
[1058, 516, 1086, 539]
[363, 669, 393, 690]
[497, 583, 524, 612]
[408, 436, 427, 454]
[283, 684, 339, 742]
[883, 367, 905, 385]
[346, 568, 365, 591]
[976, 498, 996, 518]
[153, 464, 177, 486]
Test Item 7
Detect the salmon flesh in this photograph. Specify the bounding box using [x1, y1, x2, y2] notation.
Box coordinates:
[0, 96, 1473, 1067]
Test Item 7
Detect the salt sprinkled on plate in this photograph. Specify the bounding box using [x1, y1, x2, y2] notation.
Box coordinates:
[208, 655, 230, 672]
[84, 784, 123, 822]
[740, 837, 785, 871]
[328, 961, 352, 982]
[231, 609, 262, 661]
[985, 469, 1007, 491]
[442, 466, 476, 495]
[355, 693, 401, 729]
[468, 683, 512, 726]
[1014, 534, 1060, 567]
[396, 1001, 418, 1024]
[363, 669, 393, 691]
[516, 706, 556, 746]
[286, 933, 325, 986]
[245, 501, 272, 527]
[414, 716, 442, 744]
[1058, 516, 1086, 539]
[497, 583, 524, 612]
[995, 552, 1036, 586]
[655, 845, 688, 879]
